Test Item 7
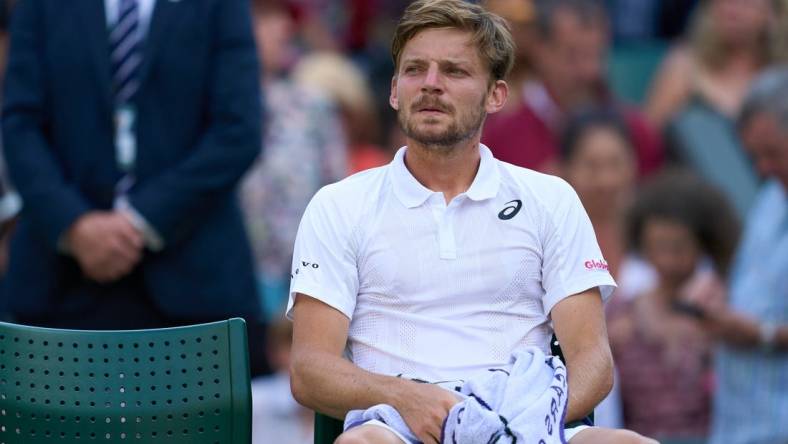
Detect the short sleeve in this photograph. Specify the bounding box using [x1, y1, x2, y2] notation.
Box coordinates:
[540, 180, 617, 315]
[286, 187, 359, 320]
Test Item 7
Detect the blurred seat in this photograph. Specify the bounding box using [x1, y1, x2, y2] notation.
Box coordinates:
[0, 318, 252, 443]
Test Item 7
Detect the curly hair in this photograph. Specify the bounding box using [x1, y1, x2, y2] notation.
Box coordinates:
[626, 169, 741, 276]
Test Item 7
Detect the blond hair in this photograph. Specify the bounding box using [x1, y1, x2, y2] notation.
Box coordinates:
[292, 52, 380, 144]
[292, 52, 375, 116]
[391, 0, 515, 82]
[690, 0, 788, 70]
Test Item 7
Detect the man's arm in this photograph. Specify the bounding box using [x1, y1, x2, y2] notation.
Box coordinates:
[683, 275, 788, 351]
[289, 294, 459, 444]
[702, 307, 788, 351]
[1, 0, 93, 247]
[551, 288, 613, 422]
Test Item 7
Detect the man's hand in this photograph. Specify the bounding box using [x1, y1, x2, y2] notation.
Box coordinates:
[291, 294, 460, 443]
[66, 211, 144, 283]
[392, 381, 461, 444]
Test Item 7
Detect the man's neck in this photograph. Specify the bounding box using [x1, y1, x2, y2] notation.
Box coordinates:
[404, 138, 481, 204]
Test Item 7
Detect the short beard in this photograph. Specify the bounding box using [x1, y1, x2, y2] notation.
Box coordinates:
[399, 96, 487, 152]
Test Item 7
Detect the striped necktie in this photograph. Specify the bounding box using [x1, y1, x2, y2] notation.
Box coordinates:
[109, 0, 141, 105]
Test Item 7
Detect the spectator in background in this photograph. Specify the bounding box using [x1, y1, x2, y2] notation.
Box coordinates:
[293, 52, 392, 173]
[558, 107, 656, 429]
[686, 67, 788, 444]
[242, 0, 348, 319]
[483, 0, 538, 116]
[560, 108, 637, 281]
[286, 0, 341, 52]
[482, 0, 664, 177]
[646, 0, 782, 128]
[646, 0, 787, 217]
[560, 108, 670, 303]
[609, 170, 739, 441]
[2, 0, 270, 374]
[645, 0, 784, 217]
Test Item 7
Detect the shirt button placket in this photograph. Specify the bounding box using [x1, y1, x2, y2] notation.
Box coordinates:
[438, 198, 458, 260]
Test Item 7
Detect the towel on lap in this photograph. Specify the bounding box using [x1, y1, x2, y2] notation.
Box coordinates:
[344, 347, 569, 444]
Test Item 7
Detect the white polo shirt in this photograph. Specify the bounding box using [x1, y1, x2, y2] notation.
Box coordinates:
[287, 144, 616, 382]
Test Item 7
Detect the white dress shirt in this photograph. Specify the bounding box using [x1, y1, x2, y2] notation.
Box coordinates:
[105, 0, 157, 37]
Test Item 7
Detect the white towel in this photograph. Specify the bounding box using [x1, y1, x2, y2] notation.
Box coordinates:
[344, 347, 569, 444]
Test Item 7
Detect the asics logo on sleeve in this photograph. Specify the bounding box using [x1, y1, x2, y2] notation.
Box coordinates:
[498, 199, 522, 220]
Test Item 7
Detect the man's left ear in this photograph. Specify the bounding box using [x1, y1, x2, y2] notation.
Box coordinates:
[485, 80, 508, 114]
[389, 76, 400, 111]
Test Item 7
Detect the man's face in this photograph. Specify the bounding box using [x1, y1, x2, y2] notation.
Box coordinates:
[740, 111, 788, 189]
[535, 9, 607, 107]
[390, 28, 505, 149]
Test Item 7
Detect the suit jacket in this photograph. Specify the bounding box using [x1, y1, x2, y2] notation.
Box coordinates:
[1, 0, 262, 319]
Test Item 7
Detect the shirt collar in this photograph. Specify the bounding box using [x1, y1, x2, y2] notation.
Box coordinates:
[391, 144, 501, 208]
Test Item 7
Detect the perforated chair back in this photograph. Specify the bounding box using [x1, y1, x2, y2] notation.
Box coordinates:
[0, 318, 251, 443]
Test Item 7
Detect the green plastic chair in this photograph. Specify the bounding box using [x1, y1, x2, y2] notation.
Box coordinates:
[314, 335, 588, 443]
[0, 318, 252, 443]
[314, 411, 344, 444]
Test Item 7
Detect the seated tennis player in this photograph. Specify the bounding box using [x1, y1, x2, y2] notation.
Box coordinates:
[288, 1, 657, 443]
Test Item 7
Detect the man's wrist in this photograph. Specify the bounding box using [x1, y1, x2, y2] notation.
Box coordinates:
[114, 196, 164, 251]
[383, 375, 417, 412]
[59, 214, 87, 255]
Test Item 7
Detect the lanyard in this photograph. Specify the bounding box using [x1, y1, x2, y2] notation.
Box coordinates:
[114, 105, 137, 173]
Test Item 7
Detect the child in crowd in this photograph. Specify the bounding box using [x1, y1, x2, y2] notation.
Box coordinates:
[608, 170, 739, 440]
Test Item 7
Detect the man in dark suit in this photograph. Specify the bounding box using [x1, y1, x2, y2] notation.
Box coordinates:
[1, 0, 268, 372]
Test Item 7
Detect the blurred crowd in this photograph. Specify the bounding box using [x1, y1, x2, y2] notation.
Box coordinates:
[0, 0, 787, 443]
